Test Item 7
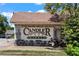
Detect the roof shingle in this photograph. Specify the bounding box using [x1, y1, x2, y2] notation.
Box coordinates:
[11, 12, 63, 25]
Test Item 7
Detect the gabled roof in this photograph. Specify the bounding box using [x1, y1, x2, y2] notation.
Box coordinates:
[11, 12, 63, 25]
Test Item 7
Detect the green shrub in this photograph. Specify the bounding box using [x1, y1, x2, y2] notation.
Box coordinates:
[65, 44, 79, 56]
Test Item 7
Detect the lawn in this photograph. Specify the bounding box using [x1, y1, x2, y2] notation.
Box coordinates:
[0, 50, 67, 56]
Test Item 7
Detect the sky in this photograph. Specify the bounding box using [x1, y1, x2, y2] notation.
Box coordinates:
[0, 3, 46, 26]
[0, 3, 46, 19]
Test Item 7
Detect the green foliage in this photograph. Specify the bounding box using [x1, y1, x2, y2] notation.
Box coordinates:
[44, 3, 64, 14]
[6, 26, 14, 30]
[44, 3, 79, 56]
[63, 13, 79, 55]
[62, 4, 79, 56]
[0, 14, 13, 34]
[0, 14, 8, 34]
[44, 3, 79, 18]
[65, 44, 79, 56]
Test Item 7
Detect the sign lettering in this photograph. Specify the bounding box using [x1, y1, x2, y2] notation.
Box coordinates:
[23, 27, 51, 36]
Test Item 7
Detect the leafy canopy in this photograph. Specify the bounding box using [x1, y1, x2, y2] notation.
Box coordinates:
[44, 3, 79, 55]
[0, 14, 9, 34]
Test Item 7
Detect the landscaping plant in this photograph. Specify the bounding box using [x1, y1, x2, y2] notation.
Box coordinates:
[45, 3, 79, 56]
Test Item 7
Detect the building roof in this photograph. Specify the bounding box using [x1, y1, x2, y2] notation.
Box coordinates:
[11, 12, 63, 25]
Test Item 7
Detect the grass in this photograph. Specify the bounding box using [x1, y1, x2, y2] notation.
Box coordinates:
[0, 50, 67, 56]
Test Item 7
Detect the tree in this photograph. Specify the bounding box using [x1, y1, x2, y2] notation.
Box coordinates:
[44, 3, 79, 55]
[0, 14, 9, 37]
[44, 3, 79, 17]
